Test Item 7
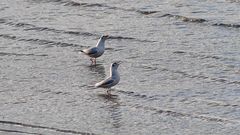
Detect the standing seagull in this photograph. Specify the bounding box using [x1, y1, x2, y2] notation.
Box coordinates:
[80, 35, 109, 65]
[95, 62, 121, 95]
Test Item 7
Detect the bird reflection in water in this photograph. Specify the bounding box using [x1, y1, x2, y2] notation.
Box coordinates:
[97, 93, 123, 130]
[88, 64, 106, 79]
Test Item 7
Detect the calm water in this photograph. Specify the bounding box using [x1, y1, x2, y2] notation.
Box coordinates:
[0, 0, 240, 135]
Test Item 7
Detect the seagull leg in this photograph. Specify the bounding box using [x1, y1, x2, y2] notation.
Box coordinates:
[107, 89, 112, 96]
[90, 58, 94, 65]
[94, 58, 97, 65]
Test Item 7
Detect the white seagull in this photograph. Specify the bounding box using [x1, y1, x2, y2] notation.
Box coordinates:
[95, 62, 121, 95]
[80, 35, 109, 65]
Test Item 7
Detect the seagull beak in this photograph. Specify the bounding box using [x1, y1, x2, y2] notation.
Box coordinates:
[104, 35, 109, 38]
[116, 61, 122, 65]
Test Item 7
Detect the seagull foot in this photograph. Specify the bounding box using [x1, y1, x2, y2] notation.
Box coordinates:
[107, 89, 112, 96]
[90, 58, 95, 65]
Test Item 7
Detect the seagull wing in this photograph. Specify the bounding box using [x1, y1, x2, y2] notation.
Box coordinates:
[82, 47, 98, 55]
[95, 77, 115, 88]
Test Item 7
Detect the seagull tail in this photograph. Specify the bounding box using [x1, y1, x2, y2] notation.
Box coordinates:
[79, 50, 85, 54]
[95, 82, 101, 88]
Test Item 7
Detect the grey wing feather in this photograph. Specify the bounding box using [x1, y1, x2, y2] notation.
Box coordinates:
[95, 78, 114, 88]
[101, 79, 114, 86]
[83, 47, 98, 55]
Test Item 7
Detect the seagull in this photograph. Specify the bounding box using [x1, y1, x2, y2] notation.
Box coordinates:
[80, 35, 109, 65]
[95, 61, 121, 95]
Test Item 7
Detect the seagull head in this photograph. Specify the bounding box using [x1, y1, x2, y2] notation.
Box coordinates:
[101, 35, 109, 40]
[111, 61, 121, 70]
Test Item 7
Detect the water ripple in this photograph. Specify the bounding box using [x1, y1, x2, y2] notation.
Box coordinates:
[164, 68, 240, 85]
[225, 0, 240, 3]
[173, 51, 234, 61]
[0, 34, 81, 47]
[64, 1, 109, 8]
[135, 104, 238, 123]
[0, 18, 155, 42]
[160, 14, 207, 23]
[115, 93, 239, 124]
[160, 13, 240, 29]
[0, 128, 41, 135]
[213, 23, 240, 28]
[26, 0, 240, 29]
[0, 120, 98, 135]
[136, 10, 160, 15]
[0, 52, 48, 57]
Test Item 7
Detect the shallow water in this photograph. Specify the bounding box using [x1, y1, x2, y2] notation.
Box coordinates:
[0, 0, 240, 135]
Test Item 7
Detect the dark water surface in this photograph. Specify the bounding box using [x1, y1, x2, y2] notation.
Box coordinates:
[0, 0, 240, 134]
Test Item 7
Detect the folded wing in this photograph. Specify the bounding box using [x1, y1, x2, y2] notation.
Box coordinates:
[82, 47, 98, 55]
[95, 78, 115, 88]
